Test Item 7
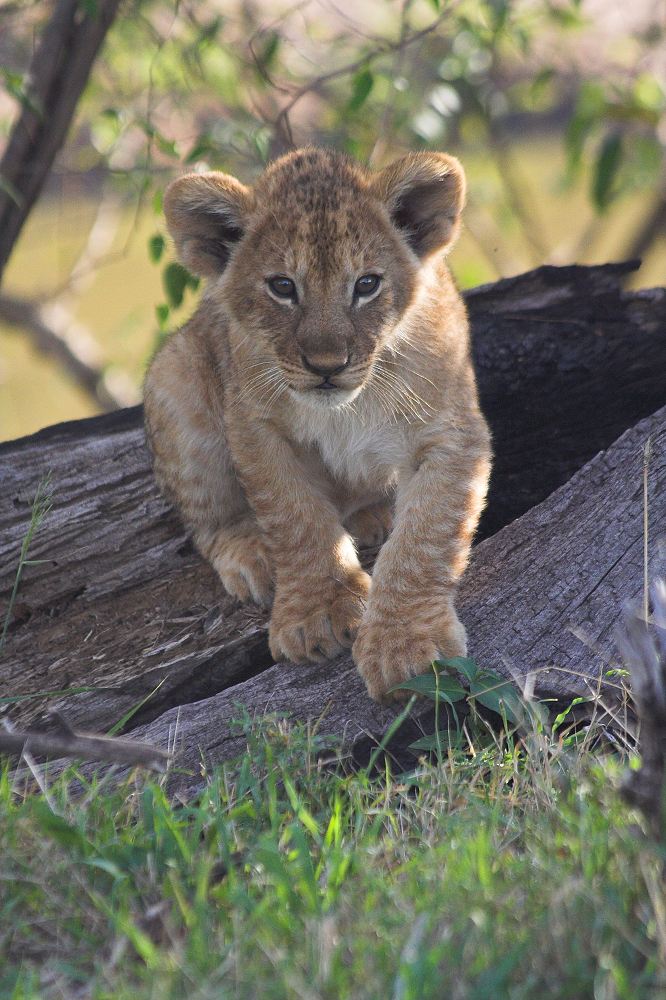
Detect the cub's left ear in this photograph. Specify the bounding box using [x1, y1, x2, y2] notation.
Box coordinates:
[372, 152, 466, 258]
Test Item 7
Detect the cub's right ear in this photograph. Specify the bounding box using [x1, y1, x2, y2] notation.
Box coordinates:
[163, 172, 254, 278]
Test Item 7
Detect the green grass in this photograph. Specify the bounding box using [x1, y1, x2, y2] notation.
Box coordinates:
[2, 712, 665, 1000]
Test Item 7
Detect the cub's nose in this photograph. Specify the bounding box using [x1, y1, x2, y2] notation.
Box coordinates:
[300, 353, 350, 378]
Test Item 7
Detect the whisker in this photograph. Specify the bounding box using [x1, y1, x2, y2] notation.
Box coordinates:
[236, 366, 284, 406]
[369, 371, 409, 424]
[260, 378, 289, 420]
[230, 333, 252, 355]
[379, 357, 439, 391]
[373, 365, 431, 423]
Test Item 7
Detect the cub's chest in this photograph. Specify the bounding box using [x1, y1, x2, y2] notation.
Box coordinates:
[293, 410, 409, 486]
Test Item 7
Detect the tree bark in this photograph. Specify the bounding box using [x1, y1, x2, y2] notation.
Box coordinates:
[0, 0, 122, 286]
[0, 264, 664, 793]
[467, 260, 666, 536]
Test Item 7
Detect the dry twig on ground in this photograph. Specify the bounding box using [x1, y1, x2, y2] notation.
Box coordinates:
[1, 713, 169, 771]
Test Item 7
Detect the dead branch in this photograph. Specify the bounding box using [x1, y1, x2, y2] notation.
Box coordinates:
[0, 292, 138, 410]
[624, 184, 666, 264]
[1, 713, 169, 771]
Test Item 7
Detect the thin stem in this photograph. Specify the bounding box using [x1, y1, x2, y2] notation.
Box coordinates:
[1, 476, 53, 654]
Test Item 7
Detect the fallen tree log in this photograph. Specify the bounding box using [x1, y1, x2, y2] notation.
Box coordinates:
[0, 264, 664, 784]
[16, 398, 663, 796]
[114, 401, 665, 792]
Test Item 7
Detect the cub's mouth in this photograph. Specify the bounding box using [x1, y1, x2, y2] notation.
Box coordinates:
[284, 357, 373, 408]
[313, 376, 340, 392]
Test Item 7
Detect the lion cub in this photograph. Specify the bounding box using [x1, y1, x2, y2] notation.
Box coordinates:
[144, 148, 491, 701]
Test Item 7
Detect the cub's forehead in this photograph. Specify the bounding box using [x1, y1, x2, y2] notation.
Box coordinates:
[255, 147, 365, 205]
[250, 149, 388, 273]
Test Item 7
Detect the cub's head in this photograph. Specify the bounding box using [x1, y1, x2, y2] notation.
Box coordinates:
[164, 147, 465, 408]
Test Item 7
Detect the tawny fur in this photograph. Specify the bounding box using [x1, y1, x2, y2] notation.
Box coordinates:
[144, 147, 492, 702]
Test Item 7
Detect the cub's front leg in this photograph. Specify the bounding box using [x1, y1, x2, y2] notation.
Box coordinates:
[353, 417, 491, 701]
[227, 417, 370, 664]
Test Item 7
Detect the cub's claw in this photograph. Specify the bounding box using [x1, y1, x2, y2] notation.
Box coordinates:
[345, 502, 393, 549]
[269, 570, 371, 664]
[353, 606, 467, 702]
[209, 527, 274, 606]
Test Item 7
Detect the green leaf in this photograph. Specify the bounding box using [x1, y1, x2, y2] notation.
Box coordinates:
[530, 67, 555, 102]
[391, 673, 439, 698]
[148, 233, 165, 263]
[470, 673, 523, 726]
[435, 656, 478, 683]
[185, 134, 214, 164]
[1, 69, 43, 116]
[393, 672, 466, 702]
[565, 81, 606, 174]
[552, 696, 589, 732]
[155, 303, 170, 328]
[348, 68, 374, 112]
[155, 133, 178, 158]
[257, 31, 280, 74]
[107, 678, 167, 737]
[547, 3, 585, 28]
[409, 730, 459, 752]
[633, 74, 665, 113]
[592, 132, 623, 212]
[33, 803, 90, 852]
[162, 262, 198, 308]
[83, 857, 128, 881]
[491, 0, 509, 34]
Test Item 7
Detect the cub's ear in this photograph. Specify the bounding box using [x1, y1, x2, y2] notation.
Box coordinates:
[163, 172, 254, 278]
[372, 153, 465, 259]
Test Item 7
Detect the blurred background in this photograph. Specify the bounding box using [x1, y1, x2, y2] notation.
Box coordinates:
[0, 0, 664, 442]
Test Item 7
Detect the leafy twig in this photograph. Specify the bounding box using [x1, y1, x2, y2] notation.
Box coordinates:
[271, 10, 447, 146]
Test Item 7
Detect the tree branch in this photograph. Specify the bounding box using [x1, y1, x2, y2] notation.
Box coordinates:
[0, 0, 122, 287]
[624, 186, 666, 264]
[0, 292, 138, 410]
[271, 11, 448, 146]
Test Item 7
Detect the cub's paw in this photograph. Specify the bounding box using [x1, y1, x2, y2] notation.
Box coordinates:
[345, 503, 393, 549]
[269, 570, 371, 664]
[209, 524, 273, 607]
[353, 606, 467, 703]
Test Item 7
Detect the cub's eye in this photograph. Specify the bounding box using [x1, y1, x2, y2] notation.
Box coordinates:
[267, 276, 297, 300]
[354, 274, 381, 298]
